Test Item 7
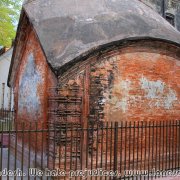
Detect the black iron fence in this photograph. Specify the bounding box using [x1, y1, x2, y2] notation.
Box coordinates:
[0, 120, 180, 179]
[0, 83, 14, 131]
[0, 108, 14, 131]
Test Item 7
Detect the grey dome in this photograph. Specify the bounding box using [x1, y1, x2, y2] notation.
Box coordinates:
[23, 0, 180, 71]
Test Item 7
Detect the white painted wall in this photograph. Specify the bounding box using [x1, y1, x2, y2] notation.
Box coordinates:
[0, 48, 14, 110]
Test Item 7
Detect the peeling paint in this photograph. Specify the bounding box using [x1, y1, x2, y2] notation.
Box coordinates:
[140, 76, 165, 99]
[140, 76, 178, 109]
[18, 53, 42, 118]
[113, 80, 131, 113]
[87, 46, 180, 122]
[164, 89, 178, 109]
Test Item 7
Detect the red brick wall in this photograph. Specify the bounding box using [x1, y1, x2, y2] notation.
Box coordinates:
[57, 41, 180, 123]
[14, 26, 57, 125]
[92, 46, 179, 122]
[54, 41, 180, 170]
[12, 25, 57, 158]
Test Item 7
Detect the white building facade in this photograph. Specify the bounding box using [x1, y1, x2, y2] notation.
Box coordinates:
[0, 48, 14, 110]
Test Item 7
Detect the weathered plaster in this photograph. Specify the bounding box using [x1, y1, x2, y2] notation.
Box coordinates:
[87, 44, 180, 121]
[11, 26, 57, 163]
[14, 27, 57, 125]
[140, 76, 177, 109]
[18, 53, 41, 118]
[112, 80, 131, 113]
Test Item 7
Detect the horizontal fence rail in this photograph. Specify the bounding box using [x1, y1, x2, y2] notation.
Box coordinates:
[0, 120, 179, 179]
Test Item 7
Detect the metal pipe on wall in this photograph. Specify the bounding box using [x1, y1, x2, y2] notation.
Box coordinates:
[1, 83, 5, 109]
[162, 0, 166, 18]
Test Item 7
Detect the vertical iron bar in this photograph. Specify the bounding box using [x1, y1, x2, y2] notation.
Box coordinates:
[28, 123, 31, 180]
[7, 118, 11, 180]
[178, 120, 180, 168]
[155, 121, 158, 179]
[59, 123, 62, 170]
[166, 121, 168, 170]
[41, 123, 44, 180]
[162, 121, 165, 171]
[34, 122, 38, 180]
[96, 124, 99, 172]
[53, 122, 56, 172]
[140, 121, 143, 180]
[169, 121, 171, 170]
[90, 124, 94, 180]
[95, 124, 99, 180]
[21, 122, 25, 180]
[120, 121, 123, 179]
[110, 122, 113, 171]
[80, 127, 83, 180]
[14, 122, 18, 180]
[100, 123, 104, 180]
[175, 120, 178, 169]
[100, 125, 104, 173]
[119, 121, 123, 177]
[132, 121, 135, 180]
[86, 122, 89, 169]
[151, 121, 155, 179]
[172, 120, 175, 170]
[124, 121, 127, 177]
[70, 124, 73, 171]
[47, 121, 50, 174]
[148, 121, 151, 179]
[128, 122, 131, 180]
[144, 121, 147, 180]
[113, 122, 118, 180]
[136, 121, 140, 180]
[75, 128, 78, 180]
[105, 122, 108, 180]
[64, 123, 67, 175]
[159, 121, 162, 172]
[171, 121, 173, 170]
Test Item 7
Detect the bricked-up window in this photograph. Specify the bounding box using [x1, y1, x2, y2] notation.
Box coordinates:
[165, 13, 175, 26]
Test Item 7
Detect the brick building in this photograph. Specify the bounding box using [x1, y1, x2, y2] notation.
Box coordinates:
[140, 0, 180, 31]
[0, 48, 14, 110]
[8, 0, 180, 170]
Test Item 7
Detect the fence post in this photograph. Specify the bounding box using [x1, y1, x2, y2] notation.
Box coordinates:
[113, 122, 118, 180]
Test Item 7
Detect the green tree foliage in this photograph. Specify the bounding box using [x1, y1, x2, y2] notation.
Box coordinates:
[0, 0, 22, 47]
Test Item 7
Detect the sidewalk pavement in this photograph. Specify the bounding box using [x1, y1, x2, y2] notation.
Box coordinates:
[156, 178, 180, 180]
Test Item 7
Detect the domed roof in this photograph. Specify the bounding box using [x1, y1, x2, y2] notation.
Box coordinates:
[23, 0, 180, 71]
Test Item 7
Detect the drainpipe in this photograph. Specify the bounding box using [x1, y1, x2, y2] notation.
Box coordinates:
[162, 0, 166, 18]
[1, 83, 5, 109]
[8, 88, 12, 111]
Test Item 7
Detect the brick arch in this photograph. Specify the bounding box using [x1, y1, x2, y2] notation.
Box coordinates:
[57, 38, 180, 76]
[49, 40, 180, 169]
[52, 40, 180, 124]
